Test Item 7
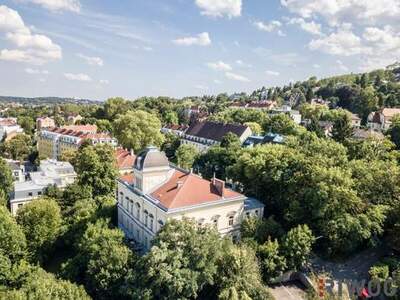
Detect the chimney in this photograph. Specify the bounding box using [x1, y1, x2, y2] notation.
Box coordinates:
[177, 181, 184, 189]
[212, 178, 225, 197]
[130, 149, 134, 156]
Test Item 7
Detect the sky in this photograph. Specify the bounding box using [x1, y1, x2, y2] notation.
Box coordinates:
[0, 0, 399, 101]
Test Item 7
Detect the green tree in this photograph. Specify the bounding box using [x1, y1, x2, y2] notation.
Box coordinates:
[306, 116, 325, 138]
[16, 198, 61, 263]
[95, 119, 112, 133]
[220, 132, 242, 148]
[216, 244, 272, 300]
[176, 144, 199, 170]
[387, 115, 400, 149]
[0, 206, 27, 263]
[0, 158, 13, 199]
[3, 134, 32, 161]
[163, 111, 179, 125]
[257, 238, 287, 282]
[244, 122, 262, 135]
[62, 219, 135, 299]
[103, 97, 128, 120]
[139, 219, 224, 300]
[281, 225, 315, 270]
[73, 144, 117, 197]
[17, 116, 35, 135]
[331, 113, 353, 143]
[113, 110, 164, 152]
[263, 114, 305, 136]
[1, 265, 90, 299]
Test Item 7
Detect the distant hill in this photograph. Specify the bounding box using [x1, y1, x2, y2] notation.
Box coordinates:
[0, 96, 103, 106]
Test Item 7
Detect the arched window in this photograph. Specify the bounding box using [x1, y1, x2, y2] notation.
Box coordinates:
[228, 215, 234, 226]
[136, 203, 140, 220]
[149, 214, 154, 231]
[211, 215, 220, 229]
[144, 210, 149, 227]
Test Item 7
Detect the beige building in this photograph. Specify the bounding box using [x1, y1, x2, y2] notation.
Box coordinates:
[182, 121, 252, 152]
[36, 117, 55, 131]
[37, 125, 117, 159]
[117, 146, 264, 251]
[368, 108, 400, 131]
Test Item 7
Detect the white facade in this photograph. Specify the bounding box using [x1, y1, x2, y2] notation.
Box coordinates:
[0, 118, 23, 140]
[10, 159, 76, 215]
[117, 147, 264, 251]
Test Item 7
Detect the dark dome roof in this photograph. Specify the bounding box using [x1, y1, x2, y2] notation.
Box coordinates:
[134, 146, 169, 170]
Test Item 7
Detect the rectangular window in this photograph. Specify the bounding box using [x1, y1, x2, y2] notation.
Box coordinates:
[228, 216, 234, 226]
[28, 192, 33, 196]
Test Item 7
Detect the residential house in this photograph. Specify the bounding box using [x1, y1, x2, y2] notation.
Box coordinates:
[353, 128, 385, 140]
[10, 159, 76, 215]
[350, 113, 361, 128]
[0, 118, 23, 141]
[181, 121, 252, 152]
[117, 146, 264, 251]
[243, 133, 285, 147]
[37, 125, 117, 159]
[229, 101, 277, 111]
[36, 117, 55, 131]
[367, 108, 400, 131]
[67, 114, 83, 125]
[115, 148, 136, 175]
[161, 124, 188, 137]
[269, 106, 302, 124]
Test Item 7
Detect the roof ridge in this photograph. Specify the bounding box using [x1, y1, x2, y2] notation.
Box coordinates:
[166, 171, 192, 208]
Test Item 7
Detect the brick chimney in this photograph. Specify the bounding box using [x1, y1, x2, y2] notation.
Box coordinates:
[212, 177, 225, 197]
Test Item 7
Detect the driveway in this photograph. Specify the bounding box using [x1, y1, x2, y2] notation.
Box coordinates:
[311, 244, 389, 282]
[270, 282, 307, 300]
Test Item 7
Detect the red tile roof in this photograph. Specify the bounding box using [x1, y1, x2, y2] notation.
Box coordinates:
[0, 118, 18, 126]
[115, 148, 136, 170]
[62, 124, 97, 133]
[150, 170, 243, 209]
[118, 169, 243, 210]
[119, 173, 135, 185]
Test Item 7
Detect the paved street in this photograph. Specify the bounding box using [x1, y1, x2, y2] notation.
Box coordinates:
[270, 282, 307, 300]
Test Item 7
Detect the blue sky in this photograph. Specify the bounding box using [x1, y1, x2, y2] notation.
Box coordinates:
[0, 0, 399, 100]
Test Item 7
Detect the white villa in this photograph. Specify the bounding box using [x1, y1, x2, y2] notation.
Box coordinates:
[117, 146, 264, 251]
[10, 159, 76, 215]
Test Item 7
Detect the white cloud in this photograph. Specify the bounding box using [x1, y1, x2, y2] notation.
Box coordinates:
[206, 61, 232, 71]
[288, 18, 322, 36]
[22, 0, 81, 13]
[0, 5, 62, 64]
[195, 0, 241, 18]
[254, 20, 283, 33]
[173, 32, 211, 46]
[99, 79, 109, 84]
[64, 73, 92, 81]
[76, 53, 103, 66]
[225, 72, 250, 82]
[25, 67, 49, 74]
[309, 25, 368, 56]
[266, 70, 280, 76]
[280, 0, 400, 26]
[213, 79, 222, 84]
[313, 63, 320, 68]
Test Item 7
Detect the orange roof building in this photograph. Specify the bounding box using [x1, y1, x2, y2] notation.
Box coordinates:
[37, 126, 117, 159]
[115, 148, 136, 174]
[117, 146, 264, 251]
